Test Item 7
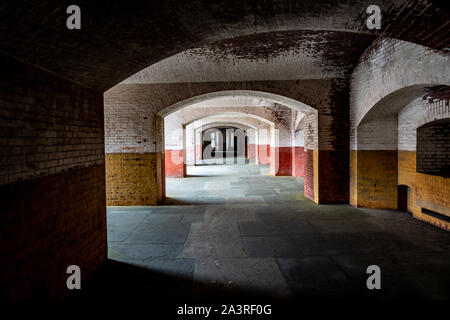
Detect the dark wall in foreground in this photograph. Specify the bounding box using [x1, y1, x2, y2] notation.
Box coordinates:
[0, 55, 107, 299]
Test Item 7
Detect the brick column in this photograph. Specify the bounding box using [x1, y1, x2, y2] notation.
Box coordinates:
[315, 79, 350, 203]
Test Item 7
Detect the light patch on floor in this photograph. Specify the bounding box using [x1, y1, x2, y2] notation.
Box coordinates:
[105, 163, 450, 300]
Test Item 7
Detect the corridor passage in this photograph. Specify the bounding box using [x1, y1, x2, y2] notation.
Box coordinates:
[101, 164, 450, 301]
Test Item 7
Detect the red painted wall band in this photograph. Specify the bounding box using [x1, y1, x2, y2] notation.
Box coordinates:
[195, 145, 202, 160]
[247, 144, 256, 159]
[292, 146, 305, 177]
[257, 144, 271, 165]
[270, 146, 292, 176]
[165, 149, 184, 178]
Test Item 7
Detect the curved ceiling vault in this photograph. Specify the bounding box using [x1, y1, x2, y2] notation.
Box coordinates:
[1, 1, 448, 91]
[194, 122, 256, 132]
[358, 85, 450, 127]
[158, 90, 315, 117]
[184, 112, 275, 128]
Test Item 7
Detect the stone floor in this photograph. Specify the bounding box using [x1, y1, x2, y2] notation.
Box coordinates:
[86, 163, 450, 301]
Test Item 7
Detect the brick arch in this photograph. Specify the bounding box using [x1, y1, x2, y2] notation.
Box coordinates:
[167, 113, 274, 174]
[155, 91, 315, 195]
[350, 38, 450, 148]
[350, 83, 450, 230]
[3, 1, 450, 299]
[195, 122, 255, 163]
[159, 94, 304, 185]
[183, 111, 276, 127]
[104, 84, 322, 206]
[164, 108, 281, 171]
[165, 110, 277, 151]
[195, 121, 256, 131]
[349, 37, 450, 217]
[104, 83, 323, 156]
[158, 90, 316, 117]
[190, 118, 272, 166]
[351, 84, 445, 209]
[3, 1, 449, 91]
[356, 84, 436, 151]
[397, 89, 450, 230]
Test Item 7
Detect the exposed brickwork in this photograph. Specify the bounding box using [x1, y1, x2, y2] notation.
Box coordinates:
[0, 165, 107, 299]
[416, 120, 450, 177]
[104, 80, 349, 205]
[247, 144, 256, 160]
[398, 151, 450, 231]
[304, 149, 315, 201]
[399, 97, 450, 151]
[105, 153, 157, 206]
[350, 38, 450, 149]
[2, 1, 448, 91]
[125, 31, 375, 84]
[165, 149, 184, 178]
[189, 122, 257, 164]
[303, 111, 318, 151]
[156, 116, 165, 202]
[351, 150, 398, 209]
[270, 147, 292, 176]
[104, 86, 155, 154]
[316, 79, 350, 203]
[164, 105, 282, 151]
[2, 0, 450, 302]
[257, 145, 271, 165]
[396, 92, 450, 229]
[0, 55, 107, 299]
[292, 146, 305, 177]
[357, 116, 398, 151]
[105, 80, 328, 154]
[349, 150, 358, 206]
[349, 38, 449, 230]
[1, 55, 105, 186]
[317, 151, 349, 204]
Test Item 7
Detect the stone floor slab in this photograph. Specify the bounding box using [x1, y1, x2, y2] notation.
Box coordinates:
[239, 220, 318, 236]
[243, 236, 303, 258]
[182, 222, 245, 258]
[192, 258, 290, 299]
[103, 163, 450, 300]
[108, 243, 184, 261]
[126, 216, 191, 244]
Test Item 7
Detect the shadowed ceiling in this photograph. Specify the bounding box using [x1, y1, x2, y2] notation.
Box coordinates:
[1, 0, 448, 90]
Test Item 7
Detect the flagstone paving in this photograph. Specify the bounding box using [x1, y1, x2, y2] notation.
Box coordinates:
[96, 163, 450, 300]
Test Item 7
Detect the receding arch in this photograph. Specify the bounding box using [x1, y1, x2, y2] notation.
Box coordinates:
[156, 89, 318, 202]
[351, 84, 450, 230]
[184, 112, 275, 128]
[3, 1, 449, 91]
[356, 84, 449, 151]
[193, 121, 256, 131]
[357, 84, 439, 129]
[157, 90, 315, 117]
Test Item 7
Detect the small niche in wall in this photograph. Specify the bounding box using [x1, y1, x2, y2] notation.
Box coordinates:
[397, 185, 409, 213]
[416, 118, 450, 177]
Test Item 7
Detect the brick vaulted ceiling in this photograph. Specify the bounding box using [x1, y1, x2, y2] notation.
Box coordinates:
[1, 0, 449, 91]
[121, 31, 377, 83]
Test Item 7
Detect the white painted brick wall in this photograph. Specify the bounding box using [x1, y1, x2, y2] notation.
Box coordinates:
[350, 38, 450, 150]
[399, 97, 450, 151]
[304, 111, 318, 150]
